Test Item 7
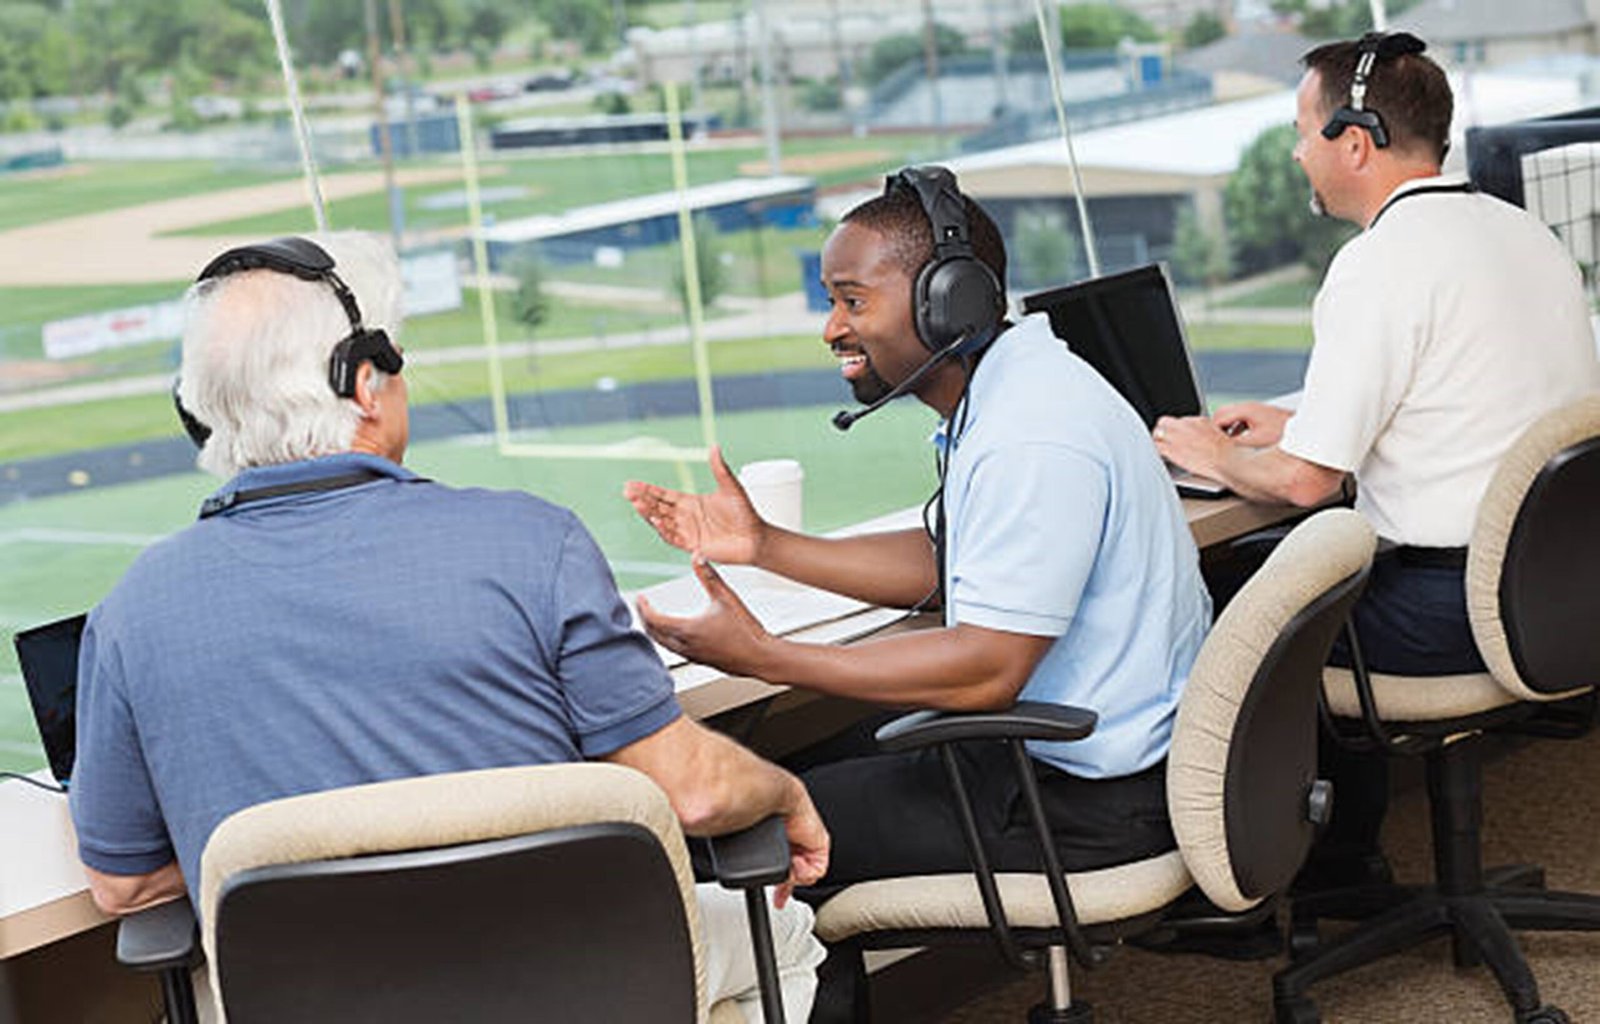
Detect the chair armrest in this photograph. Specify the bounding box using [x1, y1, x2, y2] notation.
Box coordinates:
[116, 896, 201, 972]
[873, 700, 1097, 753]
[708, 815, 790, 890]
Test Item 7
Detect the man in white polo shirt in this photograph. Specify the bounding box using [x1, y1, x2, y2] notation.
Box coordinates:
[1156, 33, 1600, 881]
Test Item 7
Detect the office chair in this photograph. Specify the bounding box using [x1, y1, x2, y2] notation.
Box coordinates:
[811, 508, 1376, 1023]
[115, 763, 792, 1024]
[1275, 394, 1600, 1024]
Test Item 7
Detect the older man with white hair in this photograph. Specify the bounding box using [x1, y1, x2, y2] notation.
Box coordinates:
[69, 231, 827, 1022]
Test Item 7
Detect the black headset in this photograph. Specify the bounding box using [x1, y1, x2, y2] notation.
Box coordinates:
[888, 166, 1004, 354]
[1320, 31, 1427, 150]
[830, 168, 1005, 432]
[175, 236, 404, 448]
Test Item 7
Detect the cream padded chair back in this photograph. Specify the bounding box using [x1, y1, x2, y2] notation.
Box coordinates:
[1467, 393, 1600, 703]
[199, 763, 711, 1022]
[1169, 508, 1376, 912]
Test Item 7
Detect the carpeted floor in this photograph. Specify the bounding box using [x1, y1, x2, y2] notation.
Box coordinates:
[934, 731, 1600, 1023]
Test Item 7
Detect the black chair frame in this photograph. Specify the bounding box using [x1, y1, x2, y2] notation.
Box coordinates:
[839, 562, 1369, 1024]
[1277, 436, 1600, 1024]
[119, 816, 793, 1024]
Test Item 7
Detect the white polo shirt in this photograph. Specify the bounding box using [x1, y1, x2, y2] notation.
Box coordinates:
[1280, 174, 1600, 546]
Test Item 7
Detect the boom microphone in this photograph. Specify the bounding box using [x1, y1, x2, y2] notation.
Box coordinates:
[831, 331, 974, 432]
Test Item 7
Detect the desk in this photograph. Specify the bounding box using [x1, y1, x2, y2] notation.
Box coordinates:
[0, 492, 1310, 963]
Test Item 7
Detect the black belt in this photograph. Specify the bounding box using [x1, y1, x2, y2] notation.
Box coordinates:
[1385, 545, 1468, 570]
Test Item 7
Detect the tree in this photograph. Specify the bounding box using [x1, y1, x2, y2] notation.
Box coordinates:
[1171, 204, 1232, 304]
[536, 0, 613, 55]
[510, 253, 551, 333]
[1224, 123, 1354, 276]
[0, 5, 73, 99]
[166, 56, 207, 133]
[862, 24, 967, 86]
[1009, 3, 1159, 53]
[1181, 12, 1226, 50]
[1011, 204, 1083, 291]
[1296, 0, 1423, 38]
[672, 215, 727, 315]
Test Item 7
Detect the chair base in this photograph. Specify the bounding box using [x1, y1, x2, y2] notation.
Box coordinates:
[1273, 884, 1600, 1021]
[1028, 999, 1093, 1023]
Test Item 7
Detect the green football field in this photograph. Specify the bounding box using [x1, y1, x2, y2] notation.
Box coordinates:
[0, 400, 938, 772]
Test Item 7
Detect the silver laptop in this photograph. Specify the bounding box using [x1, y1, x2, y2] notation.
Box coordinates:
[1021, 262, 1229, 498]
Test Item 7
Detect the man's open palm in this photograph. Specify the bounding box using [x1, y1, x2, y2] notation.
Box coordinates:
[624, 447, 767, 564]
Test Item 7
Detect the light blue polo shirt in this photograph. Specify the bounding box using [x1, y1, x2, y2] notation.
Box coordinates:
[938, 314, 1210, 778]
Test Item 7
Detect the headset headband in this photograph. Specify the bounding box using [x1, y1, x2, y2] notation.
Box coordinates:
[1321, 31, 1427, 149]
[887, 167, 975, 263]
[880, 166, 1002, 355]
[176, 236, 404, 448]
[198, 236, 369, 339]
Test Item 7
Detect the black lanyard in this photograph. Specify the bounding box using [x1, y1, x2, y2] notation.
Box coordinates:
[198, 468, 417, 519]
[1368, 182, 1476, 229]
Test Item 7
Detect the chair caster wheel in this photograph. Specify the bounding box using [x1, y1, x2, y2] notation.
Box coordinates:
[1288, 918, 1320, 960]
[1274, 995, 1320, 1024]
[1517, 1007, 1570, 1024]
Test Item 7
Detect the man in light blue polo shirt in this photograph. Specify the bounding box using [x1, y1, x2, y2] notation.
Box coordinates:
[627, 172, 1209, 912]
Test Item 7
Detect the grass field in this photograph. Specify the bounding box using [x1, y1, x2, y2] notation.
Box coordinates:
[1218, 277, 1319, 310]
[0, 400, 938, 772]
[1, 307, 1312, 465]
[1188, 320, 1313, 351]
[168, 134, 939, 239]
[0, 327, 837, 462]
[0, 162, 293, 234]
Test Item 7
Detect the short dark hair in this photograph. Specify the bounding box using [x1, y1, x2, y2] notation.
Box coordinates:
[841, 182, 1008, 299]
[1301, 36, 1452, 162]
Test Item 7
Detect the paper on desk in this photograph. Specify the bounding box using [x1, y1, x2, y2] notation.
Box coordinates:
[669, 605, 912, 694]
[627, 504, 926, 671]
[631, 565, 875, 668]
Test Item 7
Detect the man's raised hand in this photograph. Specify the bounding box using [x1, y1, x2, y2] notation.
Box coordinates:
[635, 555, 775, 678]
[623, 446, 767, 565]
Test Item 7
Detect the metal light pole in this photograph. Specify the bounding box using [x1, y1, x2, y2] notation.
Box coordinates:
[752, 0, 781, 175]
[364, 0, 402, 246]
[387, 0, 420, 161]
[920, 0, 944, 152]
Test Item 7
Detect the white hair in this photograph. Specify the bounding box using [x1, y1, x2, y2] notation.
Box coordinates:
[179, 231, 405, 478]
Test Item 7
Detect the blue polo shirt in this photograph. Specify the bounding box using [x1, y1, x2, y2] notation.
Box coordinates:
[71, 453, 679, 908]
[938, 314, 1210, 778]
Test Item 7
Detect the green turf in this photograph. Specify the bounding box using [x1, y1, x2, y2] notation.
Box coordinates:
[168, 134, 940, 238]
[1187, 320, 1313, 352]
[402, 287, 685, 351]
[0, 161, 292, 234]
[0, 329, 834, 463]
[0, 400, 936, 772]
[0, 281, 189, 328]
[549, 224, 827, 299]
[1217, 277, 1318, 310]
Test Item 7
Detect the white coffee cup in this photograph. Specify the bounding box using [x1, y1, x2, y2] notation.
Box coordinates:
[738, 458, 804, 532]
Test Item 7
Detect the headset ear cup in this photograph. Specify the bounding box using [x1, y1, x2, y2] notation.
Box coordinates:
[172, 380, 212, 448]
[912, 260, 943, 352]
[328, 336, 358, 398]
[919, 257, 1002, 352]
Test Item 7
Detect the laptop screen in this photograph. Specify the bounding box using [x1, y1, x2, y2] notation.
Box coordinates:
[13, 613, 86, 787]
[1021, 263, 1204, 429]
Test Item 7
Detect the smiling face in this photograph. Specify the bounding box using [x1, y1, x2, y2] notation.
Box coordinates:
[820, 220, 932, 406]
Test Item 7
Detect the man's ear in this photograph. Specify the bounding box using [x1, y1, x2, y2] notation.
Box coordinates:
[353, 362, 380, 417]
[1345, 126, 1374, 170]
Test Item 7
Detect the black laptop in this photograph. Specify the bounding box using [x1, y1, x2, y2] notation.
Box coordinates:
[13, 613, 86, 788]
[1022, 262, 1229, 498]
